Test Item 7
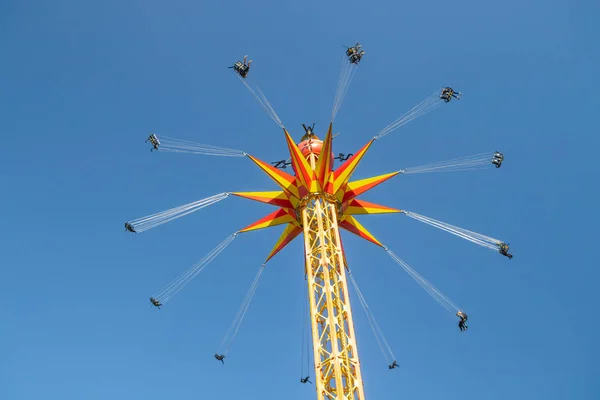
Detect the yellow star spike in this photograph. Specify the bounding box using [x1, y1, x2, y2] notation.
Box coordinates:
[232, 190, 296, 209]
[339, 215, 383, 247]
[332, 139, 375, 195]
[340, 171, 401, 203]
[283, 129, 316, 195]
[315, 123, 334, 190]
[265, 223, 303, 262]
[342, 199, 402, 215]
[239, 208, 298, 233]
[247, 155, 300, 199]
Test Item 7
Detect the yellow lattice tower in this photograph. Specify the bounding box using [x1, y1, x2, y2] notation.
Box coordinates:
[233, 124, 401, 400]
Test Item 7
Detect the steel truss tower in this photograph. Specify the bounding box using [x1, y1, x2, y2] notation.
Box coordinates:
[233, 124, 401, 400]
[302, 194, 365, 400]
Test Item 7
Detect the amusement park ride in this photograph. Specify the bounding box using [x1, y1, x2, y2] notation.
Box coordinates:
[127, 43, 512, 400]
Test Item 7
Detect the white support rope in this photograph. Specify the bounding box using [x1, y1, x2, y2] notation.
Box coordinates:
[403, 211, 503, 251]
[151, 135, 247, 157]
[374, 89, 445, 140]
[300, 281, 311, 379]
[218, 263, 266, 356]
[239, 77, 285, 129]
[331, 55, 359, 122]
[400, 152, 497, 174]
[383, 246, 460, 314]
[127, 193, 230, 233]
[347, 270, 396, 364]
[152, 232, 239, 304]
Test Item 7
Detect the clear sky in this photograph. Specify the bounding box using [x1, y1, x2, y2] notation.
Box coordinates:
[1, 0, 599, 399]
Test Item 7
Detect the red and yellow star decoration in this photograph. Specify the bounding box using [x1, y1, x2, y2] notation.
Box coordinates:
[234, 123, 402, 262]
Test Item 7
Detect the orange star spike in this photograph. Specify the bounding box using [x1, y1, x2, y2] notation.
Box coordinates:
[338, 231, 350, 269]
[247, 155, 300, 199]
[239, 208, 298, 233]
[283, 129, 316, 195]
[315, 123, 334, 190]
[342, 199, 402, 215]
[232, 191, 296, 209]
[341, 171, 401, 203]
[265, 223, 303, 262]
[332, 139, 375, 195]
[339, 215, 383, 247]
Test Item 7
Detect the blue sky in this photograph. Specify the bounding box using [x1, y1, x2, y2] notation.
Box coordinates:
[1, 0, 599, 399]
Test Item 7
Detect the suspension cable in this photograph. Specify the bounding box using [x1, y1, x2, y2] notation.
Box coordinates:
[331, 55, 359, 122]
[374, 89, 446, 140]
[399, 152, 499, 174]
[402, 211, 504, 252]
[383, 245, 461, 314]
[239, 77, 285, 129]
[151, 232, 239, 305]
[300, 280, 311, 380]
[347, 270, 396, 365]
[147, 135, 247, 157]
[126, 192, 230, 233]
[217, 263, 267, 357]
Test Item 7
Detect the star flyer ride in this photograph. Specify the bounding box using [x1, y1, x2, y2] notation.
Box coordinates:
[126, 43, 512, 400]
